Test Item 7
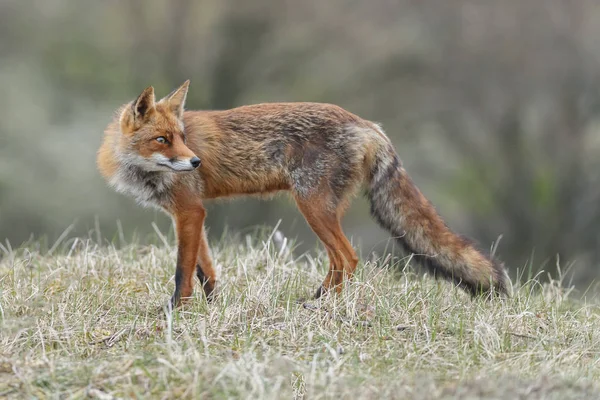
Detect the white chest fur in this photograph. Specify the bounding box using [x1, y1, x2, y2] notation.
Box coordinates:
[110, 165, 176, 209]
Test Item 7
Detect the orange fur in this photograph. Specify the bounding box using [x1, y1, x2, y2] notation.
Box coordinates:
[98, 81, 509, 308]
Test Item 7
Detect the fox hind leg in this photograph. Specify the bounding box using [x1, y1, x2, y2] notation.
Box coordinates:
[295, 195, 359, 299]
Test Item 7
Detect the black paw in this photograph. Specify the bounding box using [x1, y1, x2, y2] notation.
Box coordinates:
[313, 285, 326, 299]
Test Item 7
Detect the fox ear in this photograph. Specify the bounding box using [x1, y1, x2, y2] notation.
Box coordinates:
[160, 80, 190, 119]
[132, 86, 156, 120]
[120, 86, 156, 133]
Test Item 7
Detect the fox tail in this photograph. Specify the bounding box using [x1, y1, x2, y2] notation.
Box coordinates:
[366, 142, 509, 296]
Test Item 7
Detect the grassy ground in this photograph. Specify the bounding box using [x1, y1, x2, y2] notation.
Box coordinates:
[1, 228, 599, 399]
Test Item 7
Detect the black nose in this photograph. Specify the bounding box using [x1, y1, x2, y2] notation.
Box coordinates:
[190, 157, 201, 168]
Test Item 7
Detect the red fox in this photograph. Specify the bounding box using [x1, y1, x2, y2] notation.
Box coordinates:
[97, 81, 509, 307]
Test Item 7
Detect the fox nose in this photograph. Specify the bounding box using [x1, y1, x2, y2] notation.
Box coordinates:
[190, 157, 201, 169]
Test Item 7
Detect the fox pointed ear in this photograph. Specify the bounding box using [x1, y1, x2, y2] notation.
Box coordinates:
[132, 86, 156, 120]
[160, 80, 190, 119]
[120, 86, 156, 133]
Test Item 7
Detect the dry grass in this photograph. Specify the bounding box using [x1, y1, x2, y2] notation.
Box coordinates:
[1, 227, 599, 399]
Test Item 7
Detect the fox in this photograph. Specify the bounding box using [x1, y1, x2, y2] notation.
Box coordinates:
[97, 80, 510, 308]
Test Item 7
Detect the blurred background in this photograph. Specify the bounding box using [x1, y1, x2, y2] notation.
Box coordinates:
[1, 0, 599, 289]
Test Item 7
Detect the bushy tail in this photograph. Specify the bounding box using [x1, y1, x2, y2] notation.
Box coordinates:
[366, 144, 509, 296]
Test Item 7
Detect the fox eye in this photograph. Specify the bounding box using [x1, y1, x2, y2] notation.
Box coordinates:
[155, 136, 167, 144]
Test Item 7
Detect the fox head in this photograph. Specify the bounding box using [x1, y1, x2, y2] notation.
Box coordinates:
[118, 80, 200, 172]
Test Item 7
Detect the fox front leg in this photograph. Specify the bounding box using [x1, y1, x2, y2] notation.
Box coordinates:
[170, 205, 205, 308]
[195, 221, 217, 302]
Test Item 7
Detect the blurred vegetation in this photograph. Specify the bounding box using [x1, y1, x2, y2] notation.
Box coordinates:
[1, 0, 599, 287]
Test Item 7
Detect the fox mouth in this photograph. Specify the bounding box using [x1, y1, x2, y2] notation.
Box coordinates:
[157, 162, 197, 172]
[150, 153, 201, 172]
